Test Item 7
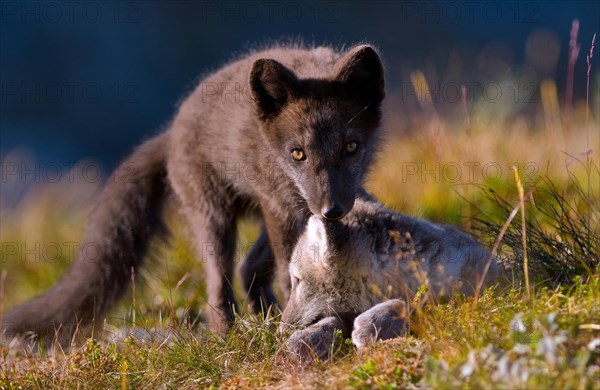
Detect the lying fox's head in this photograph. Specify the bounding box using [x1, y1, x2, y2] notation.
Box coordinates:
[280, 202, 396, 329]
[249, 45, 385, 220]
[280, 199, 497, 330]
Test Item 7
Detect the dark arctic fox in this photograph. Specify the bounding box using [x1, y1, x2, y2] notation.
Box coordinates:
[281, 196, 499, 361]
[3, 43, 385, 345]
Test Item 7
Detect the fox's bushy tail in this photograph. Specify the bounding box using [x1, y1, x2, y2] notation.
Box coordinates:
[2, 133, 170, 347]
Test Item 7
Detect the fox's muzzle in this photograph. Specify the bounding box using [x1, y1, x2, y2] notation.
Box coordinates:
[311, 170, 356, 220]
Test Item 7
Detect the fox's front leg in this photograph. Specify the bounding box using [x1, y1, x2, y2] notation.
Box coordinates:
[238, 227, 279, 314]
[239, 207, 308, 314]
[260, 208, 303, 304]
[169, 163, 239, 334]
[186, 206, 238, 334]
[352, 299, 409, 348]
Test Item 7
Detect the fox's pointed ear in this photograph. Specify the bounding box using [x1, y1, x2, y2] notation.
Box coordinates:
[250, 58, 299, 120]
[334, 45, 385, 104]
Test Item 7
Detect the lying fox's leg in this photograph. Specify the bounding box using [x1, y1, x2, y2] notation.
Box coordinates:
[352, 299, 409, 348]
[238, 227, 279, 314]
[285, 316, 349, 363]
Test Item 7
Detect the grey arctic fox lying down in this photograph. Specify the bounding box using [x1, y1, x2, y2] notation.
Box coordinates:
[281, 196, 498, 360]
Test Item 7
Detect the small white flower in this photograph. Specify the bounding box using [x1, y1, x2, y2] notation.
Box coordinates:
[587, 338, 600, 351]
[460, 350, 478, 379]
[510, 312, 527, 333]
[536, 332, 566, 366]
[512, 343, 530, 354]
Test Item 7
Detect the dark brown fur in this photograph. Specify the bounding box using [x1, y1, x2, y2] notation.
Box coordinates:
[3, 43, 385, 344]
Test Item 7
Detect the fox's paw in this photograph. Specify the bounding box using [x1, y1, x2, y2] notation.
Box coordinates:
[352, 299, 408, 348]
[284, 316, 344, 363]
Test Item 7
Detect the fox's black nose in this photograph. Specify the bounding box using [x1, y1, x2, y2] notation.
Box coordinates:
[322, 204, 345, 220]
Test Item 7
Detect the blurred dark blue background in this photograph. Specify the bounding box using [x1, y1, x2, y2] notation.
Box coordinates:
[1, 0, 598, 171]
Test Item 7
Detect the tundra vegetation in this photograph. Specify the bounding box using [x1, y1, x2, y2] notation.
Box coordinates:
[1, 36, 598, 388]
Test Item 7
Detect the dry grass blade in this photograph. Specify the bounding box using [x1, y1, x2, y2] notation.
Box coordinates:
[475, 189, 534, 300]
[513, 166, 531, 301]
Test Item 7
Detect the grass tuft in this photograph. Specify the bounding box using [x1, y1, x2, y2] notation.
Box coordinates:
[472, 169, 599, 286]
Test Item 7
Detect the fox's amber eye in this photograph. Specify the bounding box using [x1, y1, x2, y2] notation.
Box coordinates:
[291, 148, 306, 161]
[346, 141, 358, 153]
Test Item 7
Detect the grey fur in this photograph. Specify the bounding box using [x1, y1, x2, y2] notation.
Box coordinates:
[351, 299, 408, 349]
[3, 43, 385, 344]
[284, 316, 348, 364]
[281, 196, 498, 356]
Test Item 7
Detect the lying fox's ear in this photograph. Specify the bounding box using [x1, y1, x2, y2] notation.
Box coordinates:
[334, 45, 385, 104]
[250, 59, 299, 120]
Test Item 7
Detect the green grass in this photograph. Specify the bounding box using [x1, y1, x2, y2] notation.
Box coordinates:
[1, 70, 599, 389]
[1, 278, 598, 388]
